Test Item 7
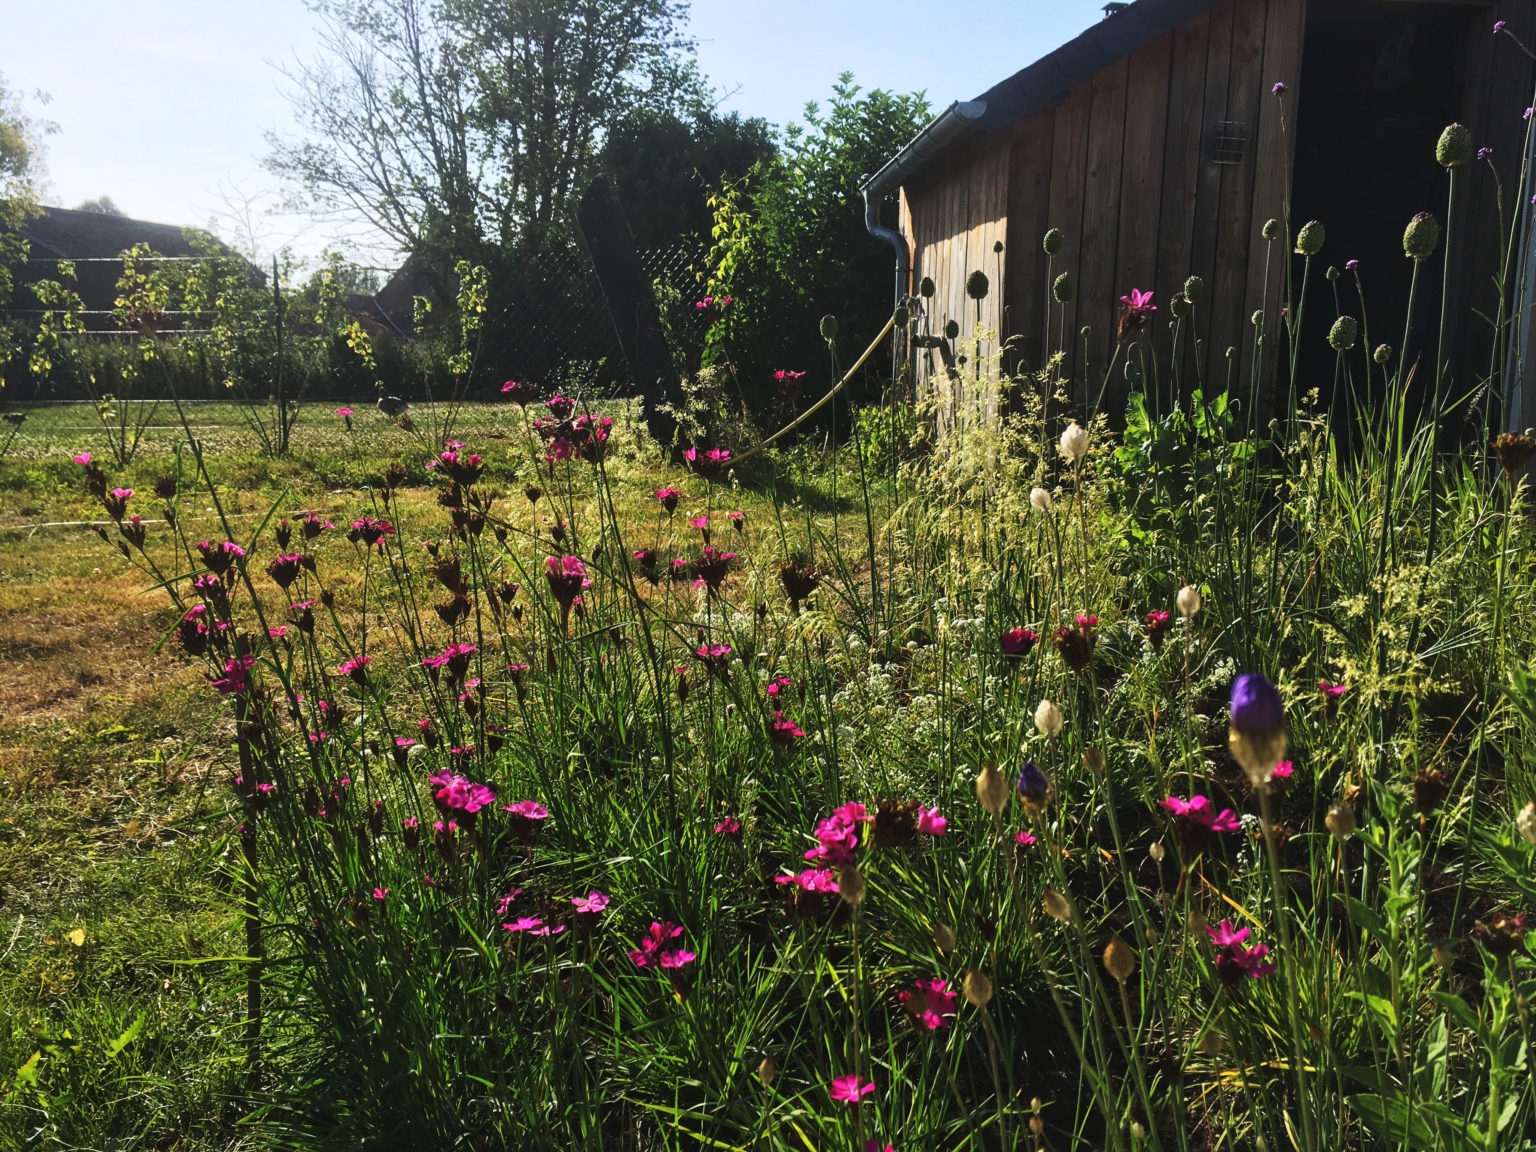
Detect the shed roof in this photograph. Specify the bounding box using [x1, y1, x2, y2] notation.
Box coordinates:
[16, 206, 231, 261]
[866, 0, 1220, 191]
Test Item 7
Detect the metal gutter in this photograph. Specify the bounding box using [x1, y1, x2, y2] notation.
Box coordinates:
[860, 99, 988, 305]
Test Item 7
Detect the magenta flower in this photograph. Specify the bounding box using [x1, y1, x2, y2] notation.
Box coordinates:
[210, 654, 256, 695]
[495, 886, 525, 916]
[899, 978, 958, 1030]
[805, 802, 868, 866]
[1000, 627, 1038, 659]
[769, 711, 805, 749]
[429, 771, 498, 815]
[546, 437, 576, 463]
[1206, 920, 1276, 982]
[690, 545, 737, 594]
[726, 510, 745, 532]
[350, 516, 395, 546]
[503, 917, 551, 934]
[629, 921, 697, 969]
[265, 553, 304, 589]
[1015, 830, 1038, 848]
[545, 555, 590, 611]
[916, 806, 947, 836]
[655, 487, 681, 512]
[501, 379, 536, 406]
[1160, 795, 1240, 858]
[572, 890, 609, 915]
[337, 654, 370, 683]
[422, 641, 477, 683]
[372, 887, 388, 901]
[689, 515, 709, 530]
[774, 868, 838, 893]
[73, 452, 92, 465]
[766, 674, 797, 700]
[197, 539, 247, 574]
[714, 816, 743, 840]
[1272, 81, 1287, 95]
[1495, 20, 1507, 35]
[544, 395, 575, 421]
[683, 446, 731, 481]
[773, 369, 806, 383]
[335, 407, 354, 418]
[268, 626, 288, 639]
[1145, 609, 1172, 652]
[829, 1075, 875, 1104]
[503, 799, 550, 845]
[695, 642, 732, 681]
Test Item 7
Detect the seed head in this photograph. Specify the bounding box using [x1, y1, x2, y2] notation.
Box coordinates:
[1043, 228, 1065, 256]
[944, 319, 960, 341]
[934, 923, 955, 956]
[1082, 747, 1105, 776]
[837, 864, 867, 906]
[1295, 221, 1325, 256]
[920, 276, 935, 298]
[1169, 293, 1190, 319]
[819, 314, 839, 341]
[1326, 265, 1341, 282]
[1176, 585, 1201, 618]
[1102, 935, 1136, 981]
[758, 1056, 777, 1087]
[1517, 801, 1536, 845]
[994, 239, 1004, 254]
[1149, 839, 1166, 862]
[1262, 218, 1282, 240]
[893, 305, 909, 328]
[1326, 802, 1357, 840]
[1251, 309, 1265, 327]
[962, 969, 994, 1006]
[1043, 888, 1073, 923]
[1059, 421, 1089, 464]
[1328, 316, 1359, 352]
[1030, 486, 1052, 511]
[1437, 123, 1474, 168]
[1374, 344, 1394, 365]
[1404, 212, 1441, 261]
[1052, 271, 1076, 303]
[966, 270, 990, 300]
[976, 760, 1010, 818]
[1183, 274, 1205, 303]
[1034, 698, 1063, 739]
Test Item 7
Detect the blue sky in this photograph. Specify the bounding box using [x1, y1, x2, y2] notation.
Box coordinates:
[3, 0, 1111, 266]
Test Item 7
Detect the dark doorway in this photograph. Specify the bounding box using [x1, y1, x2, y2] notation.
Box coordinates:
[1290, 1, 1478, 436]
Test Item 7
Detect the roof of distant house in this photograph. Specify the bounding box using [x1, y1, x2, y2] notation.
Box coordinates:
[15, 206, 234, 261]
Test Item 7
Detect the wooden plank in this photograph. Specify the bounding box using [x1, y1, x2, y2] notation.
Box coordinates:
[1114, 31, 1175, 413]
[1006, 108, 1057, 374]
[1188, 0, 1236, 384]
[1212, 0, 1267, 392]
[1241, 0, 1306, 399]
[1047, 78, 1094, 385]
[1080, 54, 1131, 406]
[1157, 8, 1214, 401]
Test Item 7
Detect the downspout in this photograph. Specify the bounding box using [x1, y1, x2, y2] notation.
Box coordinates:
[859, 100, 988, 308]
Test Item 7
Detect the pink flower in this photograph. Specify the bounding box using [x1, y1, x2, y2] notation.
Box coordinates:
[829, 1075, 875, 1104]
[769, 712, 805, 749]
[767, 675, 797, 699]
[1272, 81, 1287, 96]
[495, 886, 525, 916]
[714, 816, 743, 840]
[1117, 290, 1156, 341]
[572, 890, 609, 914]
[268, 626, 289, 638]
[335, 407, 355, 417]
[629, 921, 696, 969]
[350, 516, 395, 546]
[916, 807, 947, 836]
[372, 887, 388, 901]
[73, 452, 93, 465]
[337, 654, 370, 682]
[689, 516, 709, 530]
[504, 799, 550, 844]
[899, 978, 958, 1029]
[1015, 830, 1038, 848]
[1160, 795, 1240, 858]
[503, 917, 547, 934]
[429, 771, 497, 815]
[775, 868, 839, 893]
[210, 654, 257, 695]
[805, 802, 868, 865]
[545, 555, 589, 609]
[1206, 920, 1275, 982]
[655, 487, 681, 512]
[1000, 628, 1038, 658]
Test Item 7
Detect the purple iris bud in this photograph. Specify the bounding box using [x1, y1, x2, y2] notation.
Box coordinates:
[1017, 758, 1051, 803]
[1345, 259, 1359, 271]
[1495, 20, 1507, 34]
[1230, 674, 1285, 734]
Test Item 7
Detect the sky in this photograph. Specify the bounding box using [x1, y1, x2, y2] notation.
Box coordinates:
[2, 0, 1112, 270]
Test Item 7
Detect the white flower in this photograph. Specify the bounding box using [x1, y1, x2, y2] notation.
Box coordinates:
[1059, 422, 1089, 464]
[1034, 698, 1063, 739]
[1518, 801, 1536, 846]
[1030, 487, 1053, 511]
[1176, 585, 1202, 618]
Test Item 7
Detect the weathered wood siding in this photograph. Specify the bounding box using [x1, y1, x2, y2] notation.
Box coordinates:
[903, 132, 1011, 390]
[900, 0, 1309, 415]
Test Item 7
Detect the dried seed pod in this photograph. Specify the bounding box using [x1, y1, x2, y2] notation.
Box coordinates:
[962, 969, 994, 1007]
[1043, 889, 1072, 923]
[934, 923, 955, 956]
[1102, 935, 1136, 982]
[976, 761, 1010, 818]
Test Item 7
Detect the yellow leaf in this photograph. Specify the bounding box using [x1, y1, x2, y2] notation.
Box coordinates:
[68, 928, 86, 947]
[125, 820, 141, 838]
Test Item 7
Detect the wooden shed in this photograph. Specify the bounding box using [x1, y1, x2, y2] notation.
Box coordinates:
[862, 0, 1536, 422]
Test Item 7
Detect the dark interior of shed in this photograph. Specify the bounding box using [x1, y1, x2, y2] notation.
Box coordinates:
[1290, 0, 1476, 441]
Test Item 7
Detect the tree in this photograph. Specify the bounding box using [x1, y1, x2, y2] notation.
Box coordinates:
[265, 0, 698, 263]
[0, 72, 52, 229]
[598, 107, 775, 251]
[703, 75, 929, 417]
[74, 196, 127, 216]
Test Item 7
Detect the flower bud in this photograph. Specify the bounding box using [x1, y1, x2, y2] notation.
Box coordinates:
[1295, 220, 1326, 256]
[837, 864, 866, 906]
[920, 276, 935, 298]
[1043, 228, 1064, 256]
[1437, 123, 1474, 168]
[1325, 265, 1341, 282]
[1328, 316, 1359, 352]
[1183, 274, 1205, 303]
[1433, 944, 1455, 968]
[1374, 344, 1394, 365]
[1034, 698, 1063, 739]
[966, 270, 990, 301]
[1103, 935, 1136, 982]
[1043, 888, 1073, 923]
[893, 305, 909, 328]
[1132, 1121, 1147, 1143]
[1059, 421, 1089, 464]
[1517, 801, 1536, 846]
[1149, 839, 1165, 862]
[976, 761, 1010, 818]
[963, 969, 994, 1006]
[1326, 802, 1357, 840]
[993, 239, 1004, 254]
[1251, 309, 1265, 327]
[1176, 585, 1201, 618]
[1198, 1029, 1223, 1055]
[1187, 908, 1207, 935]
[1082, 747, 1105, 776]
[758, 1056, 777, 1087]
[1030, 487, 1052, 511]
[1404, 212, 1441, 261]
[944, 319, 960, 341]
[819, 314, 839, 341]
[934, 923, 955, 956]
[1169, 293, 1190, 319]
[1228, 673, 1287, 786]
[1262, 218, 1282, 240]
[1052, 271, 1076, 303]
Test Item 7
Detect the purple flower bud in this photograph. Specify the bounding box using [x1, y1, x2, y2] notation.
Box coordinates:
[1345, 259, 1359, 271]
[1479, 147, 1493, 161]
[1495, 20, 1507, 34]
[1525, 107, 1533, 121]
[1230, 674, 1284, 734]
[1272, 82, 1287, 96]
[1017, 758, 1051, 803]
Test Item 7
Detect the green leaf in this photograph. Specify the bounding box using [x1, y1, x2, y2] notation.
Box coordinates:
[1347, 1093, 1440, 1148]
[106, 1013, 144, 1059]
[1429, 990, 1481, 1032]
[1344, 896, 1389, 939]
[11, 1050, 41, 1088]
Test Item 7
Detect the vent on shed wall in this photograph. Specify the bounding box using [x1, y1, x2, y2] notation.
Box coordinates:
[1208, 121, 1250, 165]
